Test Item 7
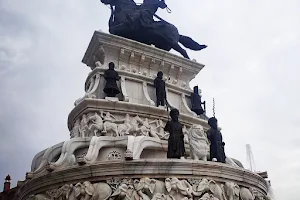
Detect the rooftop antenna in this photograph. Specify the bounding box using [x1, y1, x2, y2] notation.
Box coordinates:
[246, 144, 269, 179]
[246, 144, 256, 172]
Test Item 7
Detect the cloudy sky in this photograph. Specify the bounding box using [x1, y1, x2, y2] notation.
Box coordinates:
[1, 0, 299, 199]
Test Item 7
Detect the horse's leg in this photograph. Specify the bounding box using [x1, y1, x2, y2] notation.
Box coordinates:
[103, 122, 107, 133]
[114, 125, 119, 137]
[126, 124, 131, 135]
[170, 42, 190, 59]
[179, 35, 207, 51]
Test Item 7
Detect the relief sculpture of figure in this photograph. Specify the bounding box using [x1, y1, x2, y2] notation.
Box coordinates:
[206, 117, 226, 163]
[110, 183, 138, 200]
[164, 109, 185, 159]
[102, 112, 119, 137]
[88, 112, 104, 136]
[192, 179, 225, 200]
[138, 118, 158, 137]
[117, 114, 132, 136]
[154, 71, 166, 107]
[157, 120, 168, 139]
[165, 177, 193, 200]
[139, 118, 151, 136]
[132, 116, 143, 136]
[148, 126, 160, 139]
[103, 62, 121, 97]
[191, 86, 205, 116]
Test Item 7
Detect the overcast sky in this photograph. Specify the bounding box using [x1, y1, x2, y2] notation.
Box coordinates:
[0, 0, 299, 199]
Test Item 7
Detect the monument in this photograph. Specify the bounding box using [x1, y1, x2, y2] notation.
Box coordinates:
[15, 1, 272, 200]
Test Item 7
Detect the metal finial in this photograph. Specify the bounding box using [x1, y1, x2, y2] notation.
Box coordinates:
[213, 97, 216, 117]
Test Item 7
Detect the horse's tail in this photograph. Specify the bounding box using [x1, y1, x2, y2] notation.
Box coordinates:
[179, 35, 207, 51]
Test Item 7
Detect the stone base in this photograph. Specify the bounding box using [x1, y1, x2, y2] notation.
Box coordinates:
[17, 160, 268, 200]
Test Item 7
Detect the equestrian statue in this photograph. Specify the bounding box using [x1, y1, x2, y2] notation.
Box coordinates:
[100, 0, 207, 59]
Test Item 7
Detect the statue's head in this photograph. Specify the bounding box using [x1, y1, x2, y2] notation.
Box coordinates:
[159, 0, 167, 9]
[208, 117, 218, 130]
[193, 86, 199, 94]
[170, 108, 179, 122]
[109, 62, 115, 70]
[157, 71, 163, 79]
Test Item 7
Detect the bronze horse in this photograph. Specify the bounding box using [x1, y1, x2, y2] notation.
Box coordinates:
[101, 0, 207, 59]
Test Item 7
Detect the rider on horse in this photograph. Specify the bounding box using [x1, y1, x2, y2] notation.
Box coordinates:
[126, 0, 168, 31]
[101, 0, 207, 59]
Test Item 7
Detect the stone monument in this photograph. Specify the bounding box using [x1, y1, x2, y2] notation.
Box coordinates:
[15, 2, 272, 200]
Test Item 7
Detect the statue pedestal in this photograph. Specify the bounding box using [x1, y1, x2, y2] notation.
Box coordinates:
[17, 31, 269, 200]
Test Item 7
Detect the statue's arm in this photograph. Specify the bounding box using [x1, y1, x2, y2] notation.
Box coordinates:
[164, 121, 170, 132]
[111, 114, 118, 121]
[103, 71, 108, 79]
[153, 78, 158, 88]
[180, 127, 184, 139]
[206, 130, 212, 141]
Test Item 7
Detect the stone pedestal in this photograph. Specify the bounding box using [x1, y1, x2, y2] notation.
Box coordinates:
[16, 31, 270, 200]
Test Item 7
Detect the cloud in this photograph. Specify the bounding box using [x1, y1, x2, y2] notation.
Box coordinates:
[0, 0, 299, 199]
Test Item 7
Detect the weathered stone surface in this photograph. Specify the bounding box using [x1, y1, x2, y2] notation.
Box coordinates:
[18, 160, 268, 200]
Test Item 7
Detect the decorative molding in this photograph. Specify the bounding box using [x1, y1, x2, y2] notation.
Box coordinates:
[82, 31, 205, 85]
[68, 99, 209, 132]
[121, 76, 129, 102]
[143, 81, 155, 106]
[18, 161, 268, 200]
[82, 136, 127, 164]
[74, 73, 100, 106]
[181, 94, 197, 116]
[47, 138, 90, 170]
[30, 142, 64, 175]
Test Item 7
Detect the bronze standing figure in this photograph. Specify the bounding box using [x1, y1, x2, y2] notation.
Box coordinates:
[206, 117, 226, 163]
[164, 108, 185, 159]
[153, 71, 166, 107]
[103, 62, 121, 97]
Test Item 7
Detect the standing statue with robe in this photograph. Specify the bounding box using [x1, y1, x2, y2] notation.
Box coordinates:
[154, 71, 166, 107]
[164, 108, 185, 159]
[103, 62, 121, 97]
[206, 117, 226, 163]
[191, 86, 205, 115]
